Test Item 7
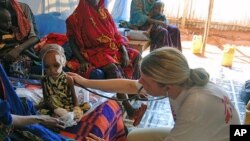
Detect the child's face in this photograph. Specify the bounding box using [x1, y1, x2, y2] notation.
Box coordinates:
[153, 4, 164, 15]
[0, 10, 12, 32]
[43, 51, 63, 79]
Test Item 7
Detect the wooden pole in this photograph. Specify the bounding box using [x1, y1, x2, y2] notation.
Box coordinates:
[181, 0, 189, 29]
[201, 0, 214, 56]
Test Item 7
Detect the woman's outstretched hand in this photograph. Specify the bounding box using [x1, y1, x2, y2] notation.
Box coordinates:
[67, 72, 86, 85]
[39, 115, 65, 129]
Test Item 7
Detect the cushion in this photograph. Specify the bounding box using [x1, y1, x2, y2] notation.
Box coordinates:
[35, 12, 66, 38]
[127, 29, 150, 41]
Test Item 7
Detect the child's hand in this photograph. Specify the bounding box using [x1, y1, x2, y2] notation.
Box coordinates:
[54, 107, 68, 117]
[73, 106, 83, 122]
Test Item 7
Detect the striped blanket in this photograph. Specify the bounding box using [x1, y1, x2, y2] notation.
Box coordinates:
[60, 100, 127, 141]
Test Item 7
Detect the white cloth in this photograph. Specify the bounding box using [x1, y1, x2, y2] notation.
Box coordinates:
[165, 82, 240, 141]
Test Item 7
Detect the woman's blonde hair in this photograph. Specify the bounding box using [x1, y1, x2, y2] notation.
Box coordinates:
[141, 47, 209, 87]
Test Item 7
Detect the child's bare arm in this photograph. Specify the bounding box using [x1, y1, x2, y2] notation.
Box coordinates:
[67, 75, 78, 107]
[147, 24, 153, 33]
[67, 75, 83, 122]
[148, 17, 167, 27]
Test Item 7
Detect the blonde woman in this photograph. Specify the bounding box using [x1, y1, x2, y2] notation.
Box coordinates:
[69, 47, 240, 141]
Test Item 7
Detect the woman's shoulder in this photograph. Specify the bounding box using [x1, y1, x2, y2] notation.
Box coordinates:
[188, 82, 226, 96]
[184, 82, 229, 107]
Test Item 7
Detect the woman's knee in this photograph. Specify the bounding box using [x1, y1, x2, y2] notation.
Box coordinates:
[127, 127, 171, 141]
[167, 25, 180, 35]
[101, 63, 123, 78]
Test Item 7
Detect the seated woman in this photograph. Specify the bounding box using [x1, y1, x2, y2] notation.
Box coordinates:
[66, 0, 147, 126]
[0, 0, 40, 77]
[126, 0, 182, 51]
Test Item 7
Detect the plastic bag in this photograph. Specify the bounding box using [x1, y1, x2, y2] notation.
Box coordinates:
[240, 80, 250, 105]
[245, 101, 250, 124]
[60, 112, 77, 128]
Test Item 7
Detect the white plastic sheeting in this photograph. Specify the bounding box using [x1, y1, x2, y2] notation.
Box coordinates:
[18, 0, 250, 27]
[18, 0, 79, 15]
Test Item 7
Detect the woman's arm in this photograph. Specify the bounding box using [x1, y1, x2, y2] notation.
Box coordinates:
[4, 36, 39, 62]
[11, 114, 64, 128]
[120, 45, 129, 67]
[68, 37, 89, 72]
[19, 36, 39, 52]
[68, 37, 86, 63]
[67, 72, 139, 94]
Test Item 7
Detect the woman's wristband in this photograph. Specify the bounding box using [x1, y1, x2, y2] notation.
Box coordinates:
[138, 86, 144, 94]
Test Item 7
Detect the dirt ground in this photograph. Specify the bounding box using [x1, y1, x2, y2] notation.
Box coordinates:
[179, 28, 250, 65]
[143, 27, 250, 65]
[181, 28, 250, 49]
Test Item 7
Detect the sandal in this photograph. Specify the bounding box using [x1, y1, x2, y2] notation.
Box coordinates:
[132, 103, 147, 126]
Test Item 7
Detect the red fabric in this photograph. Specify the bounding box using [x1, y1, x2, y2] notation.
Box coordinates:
[34, 33, 68, 52]
[66, 0, 129, 68]
[44, 33, 68, 45]
[10, 0, 30, 41]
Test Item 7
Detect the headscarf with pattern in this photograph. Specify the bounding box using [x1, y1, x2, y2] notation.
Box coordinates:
[10, 0, 30, 41]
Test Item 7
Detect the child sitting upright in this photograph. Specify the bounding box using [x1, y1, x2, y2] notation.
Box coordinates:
[146, 1, 168, 34]
[151, 1, 168, 25]
[39, 44, 90, 126]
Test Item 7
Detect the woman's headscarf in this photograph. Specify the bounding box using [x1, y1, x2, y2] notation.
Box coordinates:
[10, 0, 30, 41]
[0, 74, 12, 125]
